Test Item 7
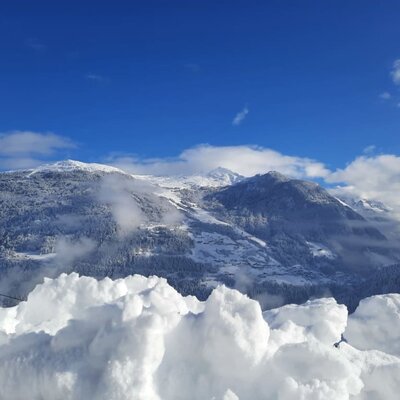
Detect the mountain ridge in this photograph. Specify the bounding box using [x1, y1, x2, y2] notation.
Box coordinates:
[0, 160, 399, 310]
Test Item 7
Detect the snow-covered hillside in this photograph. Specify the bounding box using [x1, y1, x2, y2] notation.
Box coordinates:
[133, 166, 244, 189]
[0, 273, 398, 400]
[27, 159, 128, 175]
[1, 160, 399, 311]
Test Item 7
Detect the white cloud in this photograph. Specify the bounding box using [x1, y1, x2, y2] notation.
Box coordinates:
[391, 59, 400, 85]
[362, 145, 376, 154]
[26, 38, 46, 51]
[327, 154, 400, 218]
[0, 131, 74, 156]
[184, 63, 201, 73]
[108, 144, 331, 179]
[0, 131, 76, 170]
[109, 144, 400, 221]
[98, 174, 147, 236]
[54, 236, 96, 267]
[2, 131, 400, 224]
[232, 107, 249, 126]
[86, 73, 107, 82]
[379, 92, 391, 100]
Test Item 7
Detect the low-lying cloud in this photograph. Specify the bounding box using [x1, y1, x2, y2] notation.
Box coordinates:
[108, 144, 330, 179]
[98, 175, 148, 236]
[391, 59, 400, 85]
[327, 154, 400, 219]
[108, 144, 400, 221]
[0, 131, 76, 170]
[2, 130, 400, 222]
[54, 236, 97, 267]
[232, 106, 249, 126]
[97, 174, 182, 236]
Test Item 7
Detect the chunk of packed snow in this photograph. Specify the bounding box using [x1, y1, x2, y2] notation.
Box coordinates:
[263, 297, 347, 345]
[339, 342, 400, 400]
[0, 273, 398, 399]
[345, 293, 400, 356]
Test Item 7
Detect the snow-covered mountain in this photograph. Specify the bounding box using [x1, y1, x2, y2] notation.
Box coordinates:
[332, 192, 400, 243]
[1, 160, 399, 310]
[132, 166, 244, 189]
[206, 172, 394, 271]
[26, 159, 128, 175]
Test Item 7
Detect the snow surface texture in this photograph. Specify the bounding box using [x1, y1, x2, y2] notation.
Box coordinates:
[0, 274, 399, 400]
[345, 294, 400, 356]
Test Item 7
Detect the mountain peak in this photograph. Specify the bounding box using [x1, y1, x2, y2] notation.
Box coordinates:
[27, 160, 126, 176]
[211, 170, 352, 212]
[263, 170, 291, 182]
[206, 167, 243, 182]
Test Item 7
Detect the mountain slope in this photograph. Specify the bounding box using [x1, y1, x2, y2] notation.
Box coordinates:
[0, 161, 399, 309]
[205, 172, 395, 272]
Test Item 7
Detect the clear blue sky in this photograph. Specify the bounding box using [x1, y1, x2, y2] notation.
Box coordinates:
[0, 0, 399, 169]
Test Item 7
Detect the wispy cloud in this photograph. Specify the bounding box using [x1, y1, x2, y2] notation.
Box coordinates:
[108, 144, 400, 221]
[379, 92, 391, 100]
[232, 106, 249, 126]
[327, 154, 400, 219]
[0, 131, 76, 170]
[184, 63, 201, 73]
[98, 175, 146, 236]
[86, 73, 107, 82]
[391, 59, 400, 85]
[363, 145, 376, 154]
[1, 129, 399, 223]
[107, 144, 330, 179]
[379, 60, 400, 104]
[25, 38, 46, 52]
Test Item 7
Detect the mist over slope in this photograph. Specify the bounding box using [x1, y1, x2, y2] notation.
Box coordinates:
[0, 160, 399, 310]
[205, 171, 394, 271]
[0, 273, 399, 400]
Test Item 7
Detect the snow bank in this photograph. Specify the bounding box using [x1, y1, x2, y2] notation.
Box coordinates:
[0, 273, 399, 400]
[263, 297, 347, 345]
[345, 293, 400, 356]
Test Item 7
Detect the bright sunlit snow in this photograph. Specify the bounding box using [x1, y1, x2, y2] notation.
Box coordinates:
[0, 273, 399, 400]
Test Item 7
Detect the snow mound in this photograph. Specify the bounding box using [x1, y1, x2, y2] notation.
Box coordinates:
[345, 293, 400, 356]
[263, 297, 347, 345]
[0, 273, 399, 400]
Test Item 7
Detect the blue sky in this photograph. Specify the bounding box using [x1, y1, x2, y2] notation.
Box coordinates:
[0, 0, 399, 171]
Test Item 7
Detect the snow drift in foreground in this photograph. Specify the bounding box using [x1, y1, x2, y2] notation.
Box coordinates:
[0, 274, 399, 400]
